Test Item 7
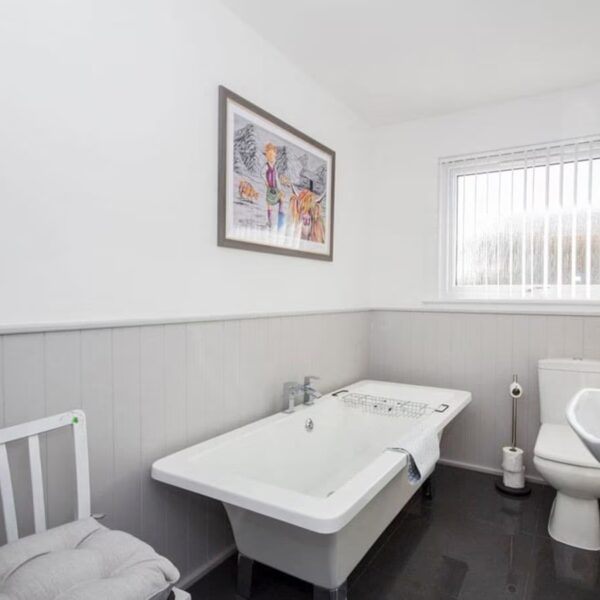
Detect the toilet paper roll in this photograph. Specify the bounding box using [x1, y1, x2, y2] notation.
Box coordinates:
[503, 467, 525, 489]
[502, 446, 524, 473]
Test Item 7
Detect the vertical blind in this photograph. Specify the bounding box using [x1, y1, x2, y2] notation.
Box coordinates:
[442, 136, 600, 300]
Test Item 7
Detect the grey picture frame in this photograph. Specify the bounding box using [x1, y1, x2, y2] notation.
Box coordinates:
[218, 86, 336, 261]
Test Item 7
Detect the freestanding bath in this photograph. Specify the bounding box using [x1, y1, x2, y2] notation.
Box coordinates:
[152, 380, 471, 599]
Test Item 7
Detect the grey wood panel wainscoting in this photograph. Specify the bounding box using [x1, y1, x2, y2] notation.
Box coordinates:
[370, 310, 600, 480]
[0, 311, 370, 585]
[3, 307, 599, 586]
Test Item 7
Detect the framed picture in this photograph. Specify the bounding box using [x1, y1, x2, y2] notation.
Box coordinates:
[218, 86, 335, 261]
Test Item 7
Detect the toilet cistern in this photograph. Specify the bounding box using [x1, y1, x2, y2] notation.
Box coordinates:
[567, 388, 600, 462]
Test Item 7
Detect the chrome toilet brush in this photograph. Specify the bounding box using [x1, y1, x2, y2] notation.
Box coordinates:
[495, 375, 532, 496]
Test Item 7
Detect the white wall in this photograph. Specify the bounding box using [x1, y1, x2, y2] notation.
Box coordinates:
[0, 0, 370, 328]
[369, 82, 600, 307]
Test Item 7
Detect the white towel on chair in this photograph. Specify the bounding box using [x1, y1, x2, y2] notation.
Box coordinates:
[388, 428, 440, 485]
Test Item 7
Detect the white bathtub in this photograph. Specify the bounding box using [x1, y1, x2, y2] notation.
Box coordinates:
[152, 380, 471, 598]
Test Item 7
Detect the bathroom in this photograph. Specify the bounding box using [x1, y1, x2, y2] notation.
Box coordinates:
[2, 1, 600, 598]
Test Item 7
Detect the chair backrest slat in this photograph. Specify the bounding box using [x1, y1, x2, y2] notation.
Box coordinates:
[0, 410, 90, 542]
[0, 443, 19, 543]
[72, 417, 91, 519]
[27, 434, 47, 534]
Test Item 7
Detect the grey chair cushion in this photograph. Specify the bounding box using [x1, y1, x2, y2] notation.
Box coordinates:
[0, 518, 180, 600]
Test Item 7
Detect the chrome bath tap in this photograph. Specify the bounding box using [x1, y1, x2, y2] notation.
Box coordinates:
[303, 375, 321, 405]
[283, 382, 301, 414]
[282, 376, 321, 413]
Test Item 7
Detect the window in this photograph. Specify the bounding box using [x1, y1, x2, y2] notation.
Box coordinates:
[439, 136, 600, 301]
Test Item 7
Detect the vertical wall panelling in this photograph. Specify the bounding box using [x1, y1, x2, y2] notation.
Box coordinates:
[163, 323, 189, 576]
[510, 315, 535, 474]
[199, 320, 232, 565]
[81, 329, 114, 528]
[0, 338, 4, 544]
[111, 327, 142, 536]
[4, 309, 593, 582]
[139, 325, 167, 554]
[491, 315, 513, 468]
[584, 317, 600, 359]
[44, 331, 81, 529]
[263, 318, 284, 416]
[239, 318, 266, 425]
[0, 312, 370, 581]
[184, 322, 209, 571]
[370, 310, 598, 480]
[221, 320, 242, 432]
[3, 334, 45, 538]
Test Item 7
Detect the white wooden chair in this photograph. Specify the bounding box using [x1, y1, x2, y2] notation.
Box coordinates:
[0, 410, 191, 600]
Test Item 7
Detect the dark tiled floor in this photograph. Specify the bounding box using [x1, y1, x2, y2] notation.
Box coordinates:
[189, 465, 600, 599]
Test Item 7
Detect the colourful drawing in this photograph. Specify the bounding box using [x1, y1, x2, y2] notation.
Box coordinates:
[219, 87, 335, 261]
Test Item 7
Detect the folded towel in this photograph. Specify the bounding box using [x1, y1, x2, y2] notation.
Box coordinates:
[389, 428, 440, 485]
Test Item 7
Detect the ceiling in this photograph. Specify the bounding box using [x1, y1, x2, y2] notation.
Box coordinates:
[220, 0, 600, 125]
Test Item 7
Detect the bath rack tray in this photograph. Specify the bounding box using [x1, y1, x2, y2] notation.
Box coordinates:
[340, 392, 433, 418]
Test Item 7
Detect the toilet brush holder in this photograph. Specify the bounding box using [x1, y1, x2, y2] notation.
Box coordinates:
[495, 375, 531, 497]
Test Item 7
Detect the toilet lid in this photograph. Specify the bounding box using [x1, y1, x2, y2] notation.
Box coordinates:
[535, 424, 600, 470]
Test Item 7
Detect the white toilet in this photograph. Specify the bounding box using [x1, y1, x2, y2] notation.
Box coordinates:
[534, 358, 600, 551]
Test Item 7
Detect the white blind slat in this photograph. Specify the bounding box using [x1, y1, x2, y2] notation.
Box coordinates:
[543, 149, 550, 291]
[571, 144, 579, 295]
[587, 141, 593, 296]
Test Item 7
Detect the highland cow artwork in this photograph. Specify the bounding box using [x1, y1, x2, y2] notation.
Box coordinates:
[218, 87, 335, 260]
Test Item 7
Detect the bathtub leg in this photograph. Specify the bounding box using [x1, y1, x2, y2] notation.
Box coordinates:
[313, 581, 348, 600]
[422, 475, 434, 500]
[236, 553, 254, 599]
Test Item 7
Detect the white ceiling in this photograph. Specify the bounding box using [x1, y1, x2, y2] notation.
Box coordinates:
[220, 0, 600, 125]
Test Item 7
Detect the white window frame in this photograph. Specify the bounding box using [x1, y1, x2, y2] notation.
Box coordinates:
[438, 135, 600, 303]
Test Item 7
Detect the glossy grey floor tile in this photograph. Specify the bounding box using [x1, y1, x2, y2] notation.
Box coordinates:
[189, 466, 600, 600]
[525, 536, 600, 600]
[189, 558, 311, 599]
[363, 502, 537, 599]
[404, 465, 554, 536]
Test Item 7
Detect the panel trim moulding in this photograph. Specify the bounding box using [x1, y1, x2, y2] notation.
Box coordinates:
[1, 302, 600, 336]
[0, 308, 372, 336]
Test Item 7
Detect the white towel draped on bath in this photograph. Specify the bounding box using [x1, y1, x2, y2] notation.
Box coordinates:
[388, 427, 440, 485]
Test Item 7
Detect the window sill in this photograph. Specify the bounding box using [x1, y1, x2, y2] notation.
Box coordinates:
[427, 297, 600, 305]
[411, 298, 600, 316]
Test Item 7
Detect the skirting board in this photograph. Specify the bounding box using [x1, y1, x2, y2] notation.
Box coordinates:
[438, 457, 546, 485]
[177, 544, 236, 590]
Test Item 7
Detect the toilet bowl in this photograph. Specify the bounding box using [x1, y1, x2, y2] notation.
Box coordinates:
[534, 452, 600, 550]
[536, 359, 600, 551]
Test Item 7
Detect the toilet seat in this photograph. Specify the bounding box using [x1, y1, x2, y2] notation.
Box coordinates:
[534, 424, 600, 470]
